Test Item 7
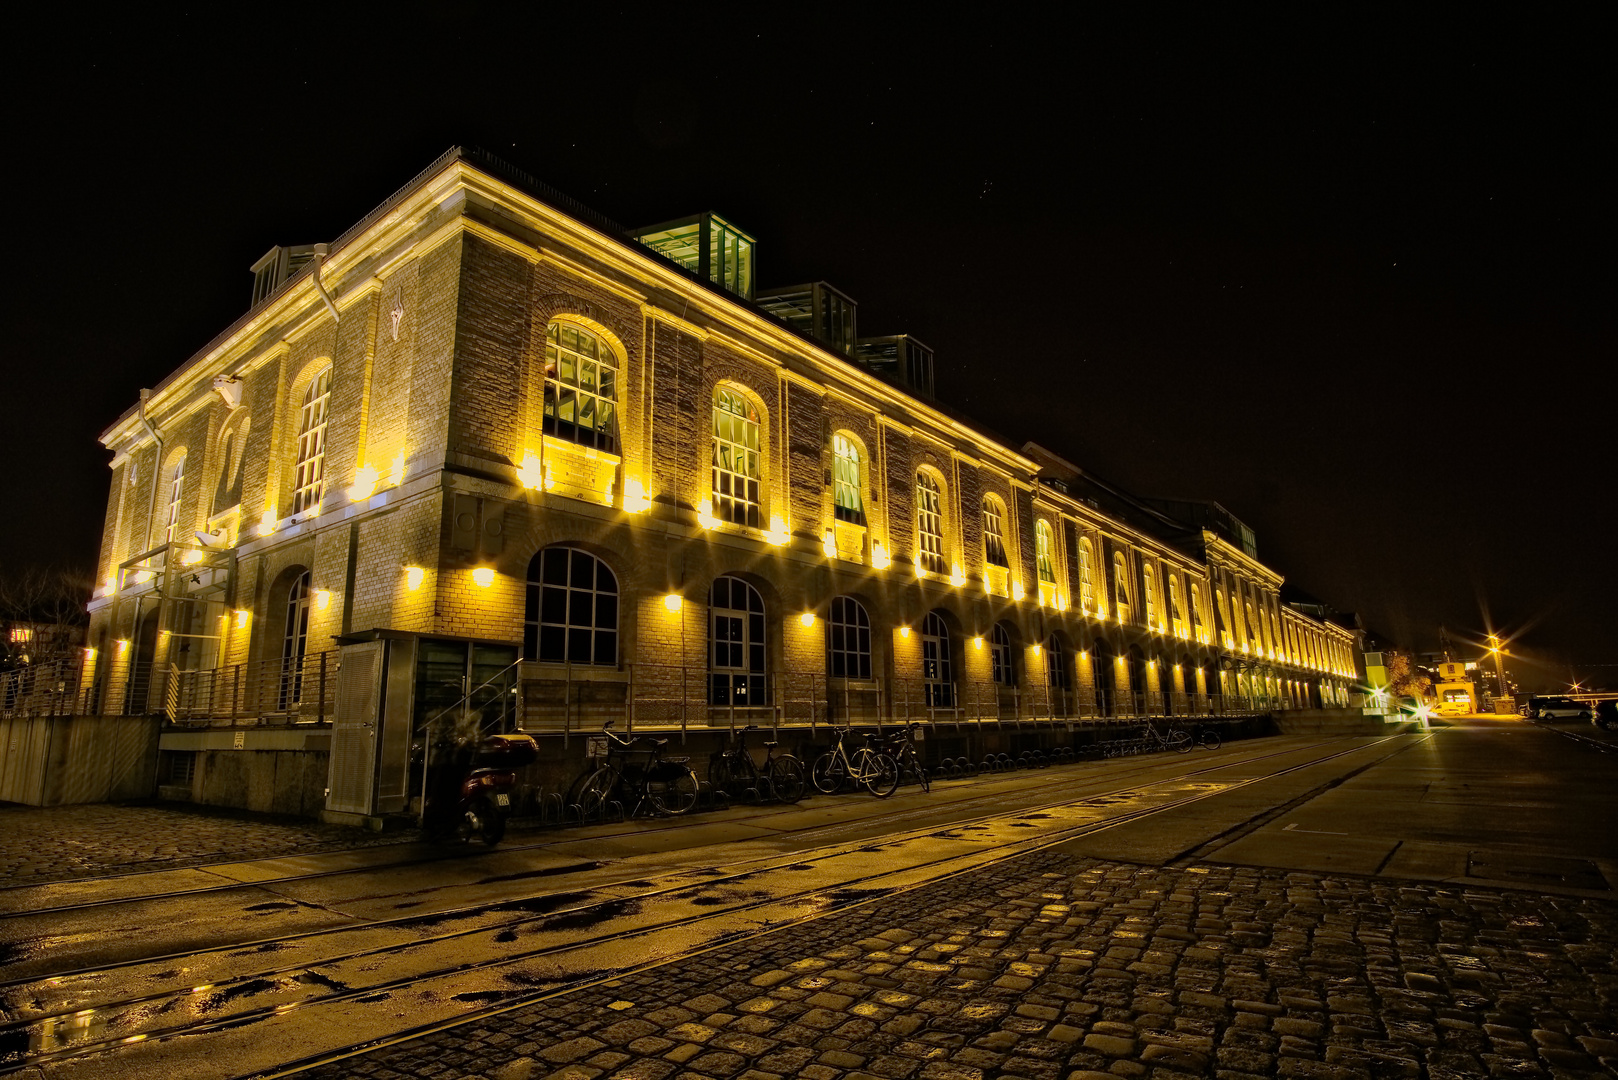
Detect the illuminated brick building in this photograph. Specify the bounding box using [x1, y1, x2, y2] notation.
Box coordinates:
[70, 148, 1361, 816]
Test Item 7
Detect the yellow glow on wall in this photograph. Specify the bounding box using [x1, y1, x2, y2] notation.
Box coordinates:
[822, 529, 837, 558]
[517, 453, 545, 491]
[800, 611, 817, 628]
[259, 508, 277, 536]
[1031, 643, 1041, 655]
[472, 567, 496, 588]
[233, 610, 250, 628]
[899, 625, 910, 638]
[697, 508, 718, 530]
[973, 636, 984, 649]
[871, 541, 891, 570]
[623, 477, 650, 514]
[766, 516, 789, 546]
[664, 592, 683, 613]
[314, 590, 332, 610]
[84, 646, 96, 657]
[950, 564, 966, 588]
[391, 450, 407, 487]
[1012, 582, 1025, 601]
[405, 566, 426, 591]
[116, 638, 130, 651]
[913, 554, 924, 576]
[346, 465, 380, 502]
[179, 549, 204, 566]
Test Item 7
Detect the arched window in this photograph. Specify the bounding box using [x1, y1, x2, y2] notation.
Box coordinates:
[543, 321, 618, 452]
[1035, 520, 1056, 585]
[921, 611, 954, 708]
[1078, 538, 1097, 613]
[1112, 551, 1131, 621]
[1192, 585, 1208, 642]
[1215, 588, 1227, 639]
[525, 546, 618, 665]
[1170, 574, 1186, 634]
[826, 595, 871, 679]
[1046, 635, 1070, 691]
[1142, 564, 1159, 628]
[278, 569, 311, 710]
[163, 453, 186, 544]
[710, 576, 765, 705]
[212, 412, 250, 516]
[292, 369, 331, 515]
[832, 434, 864, 524]
[712, 389, 762, 528]
[982, 498, 1009, 568]
[1245, 603, 1259, 649]
[991, 624, 1015, 686]
[915, 472, 945, 575]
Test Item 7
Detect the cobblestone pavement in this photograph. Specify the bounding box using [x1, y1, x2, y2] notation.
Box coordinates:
[301, 853, 1618, 1080]
[0, 803, 415, 883]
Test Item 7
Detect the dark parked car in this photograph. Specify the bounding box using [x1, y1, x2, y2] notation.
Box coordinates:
[1531, 696, 1593, 720]
[1595, 699, 1617, 730]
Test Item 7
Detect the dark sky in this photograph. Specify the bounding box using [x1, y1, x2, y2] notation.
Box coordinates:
[3, 8, 1611, 691]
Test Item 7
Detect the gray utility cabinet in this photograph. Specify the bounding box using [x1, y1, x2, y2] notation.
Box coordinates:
[326, 634, 418, 820]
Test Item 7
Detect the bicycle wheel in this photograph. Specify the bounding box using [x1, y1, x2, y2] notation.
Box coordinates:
[650, 766, 699, 815]
[770, 756, 805, 803]
[811, 751, 845, 793]
[906, 750, 930, 792]
[859, 750, 900, 798]
[576, 767, 616, 820]
[1197, 728, 1222, 750]
[1168, 729, 1193, 753]
[708, 756, 735, 800]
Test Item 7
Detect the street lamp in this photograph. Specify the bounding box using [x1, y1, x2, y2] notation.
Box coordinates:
[1487, 634, 1508, 707]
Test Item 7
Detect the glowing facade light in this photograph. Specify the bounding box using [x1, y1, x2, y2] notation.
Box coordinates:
[913, 554, 924, 576]
[1012, 582, 1025, 602]
[822, 529, 837, 558]
[871, 541, 891, 570]
[800, 611, 817, 628]
[314, 590, 332, 610]
[950, 564, 966, 588]
[259, 508, 277, 536]
[766, 516, 790, 546]
[697, 508, 718, 530]
[116, 638, 130, 651]
[664, 592, 683, 613]
[472, 567, 496, 588]
[233, 610, 250, 628]
[179, 549, 204, 566]
[517, 453, 545, 491]
[899, 625, 910, 638]
[405, 566, 426, 591]
[623, 477, 650, 514]
[391, 450, 407, 487]
[973, 636, 984, 649]
[346, 465, 380, 502]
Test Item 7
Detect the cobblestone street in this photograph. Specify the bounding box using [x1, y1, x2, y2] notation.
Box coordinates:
[0, 803, 413, 884]
[300, 850, 1618, 1080]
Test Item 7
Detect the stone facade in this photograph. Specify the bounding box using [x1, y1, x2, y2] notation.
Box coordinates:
[76, 148, 1362, 806]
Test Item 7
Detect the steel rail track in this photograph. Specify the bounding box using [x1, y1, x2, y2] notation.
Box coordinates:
[0, 736, 1339, 923]
[0, 735, 1414, 1075]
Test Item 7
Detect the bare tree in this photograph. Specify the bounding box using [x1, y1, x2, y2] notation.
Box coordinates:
[0, 564, 93, 670]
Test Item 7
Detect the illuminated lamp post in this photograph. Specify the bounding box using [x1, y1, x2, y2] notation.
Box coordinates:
[1487, 634, 1508, 706]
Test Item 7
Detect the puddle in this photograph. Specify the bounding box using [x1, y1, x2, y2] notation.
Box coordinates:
[242, 901, 299, 912]
[293, 971, 348, 992]
[494, 928, 519, 943]
[477, 861, 605, 885]
[452, 990, 519, 1002]
[542, 898, 641, 932]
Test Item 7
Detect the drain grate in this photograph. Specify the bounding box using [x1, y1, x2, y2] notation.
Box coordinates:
[1466, 851, 1610, 890]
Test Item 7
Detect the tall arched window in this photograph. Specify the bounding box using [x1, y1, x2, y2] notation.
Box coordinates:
[982, 498, 1009, 568]
[710, 576, 765, 705]
[1112, 551, 1131, 621]
[292, 369, 331, 515]
[163, 453, 186, 544]
[826, 595, 871, 679]
[1078, 538, 1097, 613]
[832, 434, 864, 524]
[1035, 520, 1056, 585]
[1142, 564, 1159, 628]
[279, 569, 311, 710]
[915, 472, 945, 575]
[1245, 603, 1259, 650]
[543, 321, 618, 452]
[990, 624, 1015, 686]
[1192, 585, 1208, 642]
[1215, 588, 1228, 641]
[1046, 635, 1070, 691]
[921, 611, 954, 707]
[1170, 574, 1187, 635]
[525, 546, 618, 665]
[712, 389, 762, 528]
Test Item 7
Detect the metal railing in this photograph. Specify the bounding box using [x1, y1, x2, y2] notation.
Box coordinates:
[1, 650, 339, 726]
[513, 663, 1277, 737]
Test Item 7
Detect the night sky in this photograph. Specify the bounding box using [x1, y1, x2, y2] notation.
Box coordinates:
[3, 9, 1611, 691]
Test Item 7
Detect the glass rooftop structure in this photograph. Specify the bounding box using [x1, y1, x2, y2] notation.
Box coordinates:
[631, 212, 755, 299]
[755, 281, 858, 356]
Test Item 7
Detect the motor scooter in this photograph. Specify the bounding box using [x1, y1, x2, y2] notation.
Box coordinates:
[425, 732, 538, 846]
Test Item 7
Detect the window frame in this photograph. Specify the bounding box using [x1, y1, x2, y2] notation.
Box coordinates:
[292, 368, 331, 515]
[1035, 519, 1057, 585]
[542, 320, 619, 453]
[921, 610, 954, 708]
[711, 388, 763, 529]
[915, 471, 946, 576]
[524, 546, 619, 666]
[1078, 538, 1097, 612]
[831, 433, 865, 525]
[709, 575, 767, 706]
[163, 453, 186, 545]
[990, 623, 1015, 687]
[982, 498, 1009, 568]
[826, 595, 872, 680]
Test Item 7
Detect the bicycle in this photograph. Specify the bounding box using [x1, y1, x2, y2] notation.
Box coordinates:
[1105, 721, 1190, 757]
[1178, 723, 1221, 750]
[811, 727, 900, 797]
[575, 721, 699, 817]
[877, 723, 930, 792]
[709, 724, 806, 803]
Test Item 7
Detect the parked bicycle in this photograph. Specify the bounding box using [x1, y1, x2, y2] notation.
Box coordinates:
[575, 721, 699, 817]
[877, 723, 930, 792]
[811, 727, 900, 797]
[1178, 723, 1221, 750]
[1103, 720, 1191, 757]
[709, 724, 806, 803]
